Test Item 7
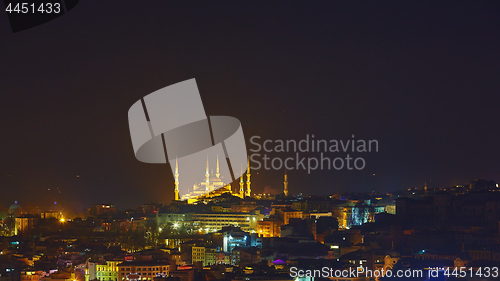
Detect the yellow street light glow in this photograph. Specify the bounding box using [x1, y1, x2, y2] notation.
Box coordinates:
[60, 218, 65, 223]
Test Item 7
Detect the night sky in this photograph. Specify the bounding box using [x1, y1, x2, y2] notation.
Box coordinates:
[1, 1, 500, 213]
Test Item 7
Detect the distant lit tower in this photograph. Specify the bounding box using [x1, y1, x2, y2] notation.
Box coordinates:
[174, 157, 179, 201]
[284, 169, 289, 197]
[246, 157, 251, 197]
[424, 181, 428, 196]
[239, 165, 245, 199]
[216, 155, 220, 178]
[205, 156, 210, 191]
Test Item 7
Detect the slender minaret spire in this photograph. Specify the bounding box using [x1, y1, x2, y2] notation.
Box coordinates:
[205, 156, 210, 191]
[216, 155, 220, 178]
[239, 165, 245, 199]
[284, 169, 288, 197]
[424, 181, 428, 196]
[174, 157, 179, 201]
[246, 157, 251, 197]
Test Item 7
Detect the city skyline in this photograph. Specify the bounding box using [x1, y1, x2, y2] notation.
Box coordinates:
[0, 175, 495, 217]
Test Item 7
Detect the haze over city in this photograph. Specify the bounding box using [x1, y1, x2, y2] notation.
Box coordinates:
[1, 1, 500, 212]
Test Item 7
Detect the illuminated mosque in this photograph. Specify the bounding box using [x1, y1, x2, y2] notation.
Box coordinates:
[177, 156, 252, 203]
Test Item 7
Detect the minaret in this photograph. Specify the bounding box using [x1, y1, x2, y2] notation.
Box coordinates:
[424, 181, 428, 196]
[205, 156, 210, 191]
[246, 157, 251, 197]
[239, 165, 245, 199]
[174, 157, 179, 201]
[216, 155, 220, 178]
[284, 169, 288, 197]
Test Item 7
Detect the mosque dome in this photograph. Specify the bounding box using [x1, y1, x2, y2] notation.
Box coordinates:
[9, 204, 23, 211]
[209, 175, 223, 182]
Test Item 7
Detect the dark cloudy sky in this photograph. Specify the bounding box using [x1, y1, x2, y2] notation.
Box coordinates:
[1, 1, 499, 212]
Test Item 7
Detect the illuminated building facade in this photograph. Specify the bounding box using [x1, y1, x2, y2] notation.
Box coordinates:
[223, 231, 249, 252]
[215, 252, 231, 264]
[95, 260, 120, 281]
[205, 247, 216, 266]
[341, 206, 378, 229]
[230, 201, 257, 213]
[89, 204, 116, 216]
[14, 215, 39, 235]
[158, 212, 191, 226]
[41, 211, 63, 220]
[257, 216, 282, 237]
[188, 246, 216, 266]
[192, 246, 206, 265]
[191, 212, 262, 232]
[21, 270, 47, 281]
[385, 205, 396, 214]
[117, 261, 170, 281]
[273, 207, 303, 225]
